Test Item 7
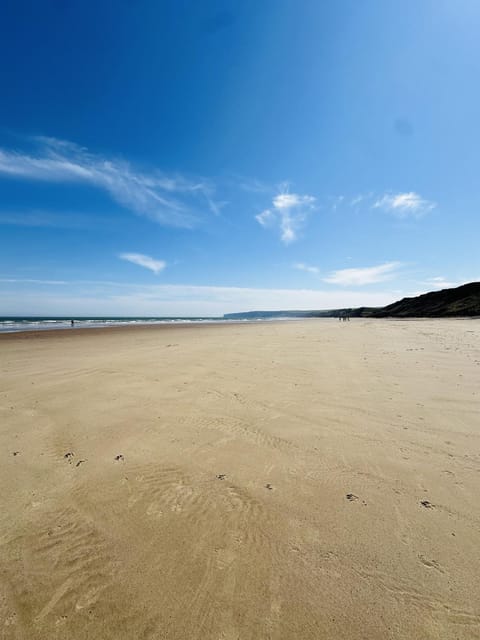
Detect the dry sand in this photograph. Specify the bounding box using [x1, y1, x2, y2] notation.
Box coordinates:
[1, 319, 479, 639]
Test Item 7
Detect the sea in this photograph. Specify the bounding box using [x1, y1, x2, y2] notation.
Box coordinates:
[0, 316, 236, 334]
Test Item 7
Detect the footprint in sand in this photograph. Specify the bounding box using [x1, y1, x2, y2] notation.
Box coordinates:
[419, 555, 444, 573]
[420, 500, 435, 509]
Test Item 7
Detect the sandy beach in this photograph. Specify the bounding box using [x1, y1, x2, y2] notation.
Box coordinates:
[1, 318, 479, 639]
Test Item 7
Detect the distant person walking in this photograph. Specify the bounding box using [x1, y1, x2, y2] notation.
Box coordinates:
[71, 319, 75, 328]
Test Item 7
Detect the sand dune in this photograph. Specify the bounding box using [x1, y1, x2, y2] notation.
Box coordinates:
[1, 319, 479, 639]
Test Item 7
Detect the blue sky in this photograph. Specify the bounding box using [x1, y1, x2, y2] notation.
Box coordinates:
[0, 0, 478, 316]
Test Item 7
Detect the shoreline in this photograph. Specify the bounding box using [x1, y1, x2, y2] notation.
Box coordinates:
[0, 317, 320, 340]
[1, 315, 477, 340]
[0, 319, 265, 340]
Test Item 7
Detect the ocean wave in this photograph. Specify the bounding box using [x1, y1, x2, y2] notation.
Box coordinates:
[0, 317, 246, 333]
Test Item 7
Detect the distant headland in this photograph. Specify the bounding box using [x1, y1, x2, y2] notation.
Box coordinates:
[224, 282, 480, 320]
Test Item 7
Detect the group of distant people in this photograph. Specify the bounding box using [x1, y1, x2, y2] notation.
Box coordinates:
[338, 314, 350, 322]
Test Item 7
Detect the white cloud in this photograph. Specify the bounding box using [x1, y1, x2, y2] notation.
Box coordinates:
[323, 262, 402, 286]
[272, 193, 315, 210]
[422, 277, 463, 290]
[255, 209, 275, 226]
[0, 137, 220, 227]
[373, 192, 435, 217]
[255, 189, 316, 244]
[119, 253, 166, 274]
[293, 262, 319, 274]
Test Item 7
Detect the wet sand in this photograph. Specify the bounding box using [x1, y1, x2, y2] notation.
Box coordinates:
[1, 319, 479, 639]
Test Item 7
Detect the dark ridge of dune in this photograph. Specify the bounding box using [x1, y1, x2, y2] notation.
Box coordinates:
[372, 281, 480, 317]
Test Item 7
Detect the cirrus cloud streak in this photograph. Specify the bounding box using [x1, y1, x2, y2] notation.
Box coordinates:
[373, 192, 435, 217]
[323, 261, 402, 286]
[0, 137, 219, 227]
[119, 253, 166, 274]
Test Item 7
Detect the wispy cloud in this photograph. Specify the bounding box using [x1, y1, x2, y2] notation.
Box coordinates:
[119, 253, 166, 274]
[0, 137, 220, 227]
[330, 195, 345, 211]
[373, 192, 435, 217]
[422, 276, 463, 290]
[350, 195, 364, 206]
[293, 262, 319, 274]
[256, 187, 316, 244]
[234, 175, 270, 194]
[0, 278, 69, 285]
[323, 261, 402, 286]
